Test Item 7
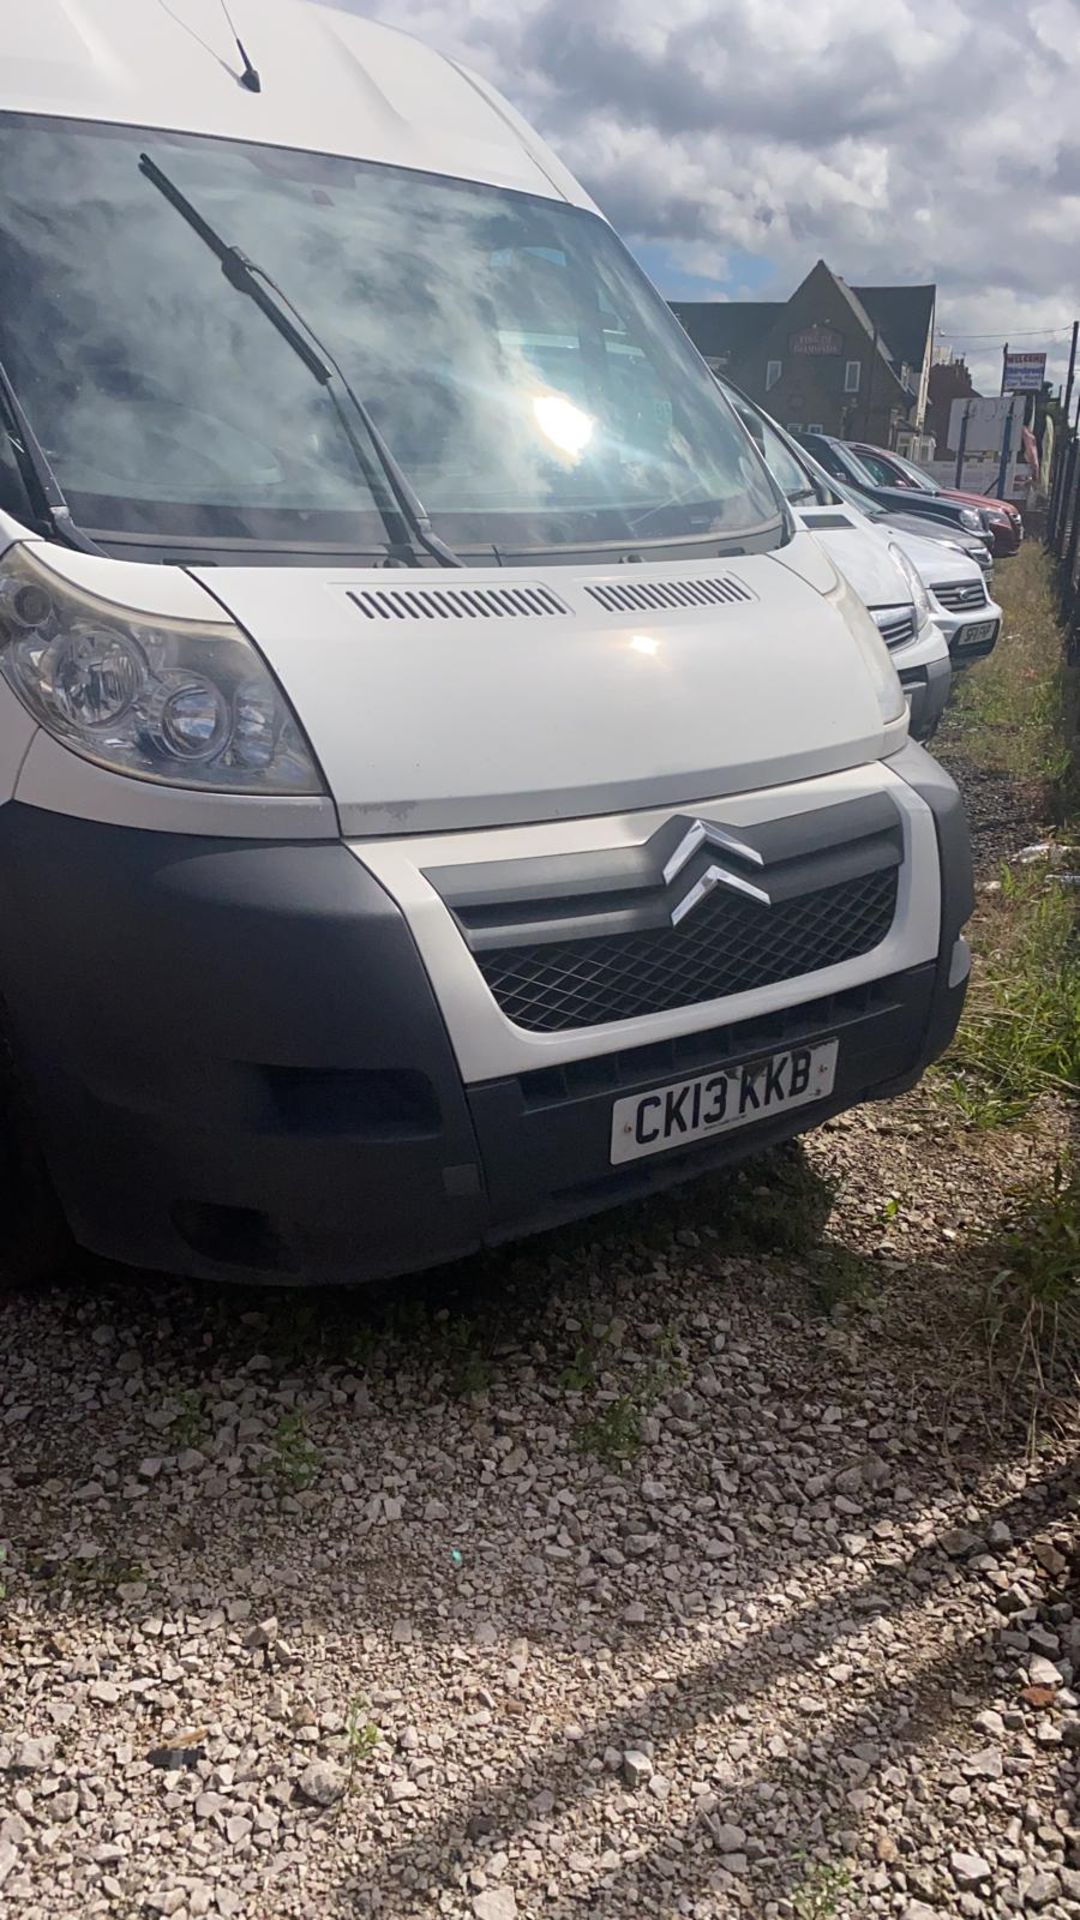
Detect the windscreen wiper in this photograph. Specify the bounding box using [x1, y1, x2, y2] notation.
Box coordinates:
[0, 356, 104, 555]
[138, 153, 461, 569]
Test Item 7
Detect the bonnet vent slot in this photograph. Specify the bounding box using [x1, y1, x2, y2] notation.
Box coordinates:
[584, 575, 754, 614]
[346, 583, 570, 621]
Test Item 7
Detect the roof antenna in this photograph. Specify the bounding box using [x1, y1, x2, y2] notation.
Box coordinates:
[219, 0, 261, 90]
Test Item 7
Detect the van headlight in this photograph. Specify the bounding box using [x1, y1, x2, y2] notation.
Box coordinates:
[888, 544, 932, 633]
[830, 568, 906, 726]
[0, 545, 321, 794]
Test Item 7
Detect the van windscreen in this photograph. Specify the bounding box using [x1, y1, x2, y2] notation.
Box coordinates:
[0, 115, 782, 558]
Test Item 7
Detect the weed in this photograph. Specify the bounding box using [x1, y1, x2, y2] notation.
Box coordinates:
[707, 1149, 836, 1257]
[792, 1858, 853, 1920]
[261, 1298, 323, 1366]
[983, 1163, 1080, 1405]
[32, 1553, 146, 1592]
[574, 1395, 643, 1465]
[806, 1242, 875, 1313]
[344, 1698, 380, 1789]
[568, 1321, 688, 1464]
[438, 1316, 494, 1398]
[264, 1411, 322, 1491]
[168, 1387, 210, 1451]
[559, 1343, 599, 1393]
[346, 1321, 381, 1373]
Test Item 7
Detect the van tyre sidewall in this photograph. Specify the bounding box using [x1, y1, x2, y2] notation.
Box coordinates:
[0, 1045, 68, 1286]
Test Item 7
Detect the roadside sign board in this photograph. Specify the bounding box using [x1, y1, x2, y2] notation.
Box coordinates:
[948, 393, 1025, 454]
[1003, 351, 1047, 392]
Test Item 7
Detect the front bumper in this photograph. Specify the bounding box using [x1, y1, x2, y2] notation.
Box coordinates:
[933, 605, 1002, 664]
[0, 752, 972, 1285]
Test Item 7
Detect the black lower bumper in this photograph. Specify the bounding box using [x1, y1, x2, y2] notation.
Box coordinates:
[0, 749, 971, 1286]
[899, 652, 951, 741]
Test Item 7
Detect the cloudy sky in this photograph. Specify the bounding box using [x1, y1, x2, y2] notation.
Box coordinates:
[336, 0, 1080, 399]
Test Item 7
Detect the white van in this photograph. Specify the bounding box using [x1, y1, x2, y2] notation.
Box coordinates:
[0, 0, 972, 1285]
[718, 382, 954, 742]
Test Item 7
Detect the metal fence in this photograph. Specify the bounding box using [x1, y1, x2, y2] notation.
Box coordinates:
[1047, 421, 1080, 648]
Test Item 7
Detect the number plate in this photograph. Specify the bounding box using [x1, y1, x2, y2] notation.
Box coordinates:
[610, 1040, 839, 1165]
[956, 618, 998, 649]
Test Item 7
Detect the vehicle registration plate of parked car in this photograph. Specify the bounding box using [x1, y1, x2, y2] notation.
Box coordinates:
[956, 619, 998, 651]
[610, 1040, 839, 1165]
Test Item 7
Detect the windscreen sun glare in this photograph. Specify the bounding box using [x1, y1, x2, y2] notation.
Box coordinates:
[531, 391, 595, 461]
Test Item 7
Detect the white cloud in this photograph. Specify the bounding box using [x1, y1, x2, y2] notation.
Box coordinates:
[329, 0, 1080, 394]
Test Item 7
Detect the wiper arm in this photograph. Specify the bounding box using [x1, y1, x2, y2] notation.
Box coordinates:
[138, 153, 461, 569]
[0, 355, 104, 555]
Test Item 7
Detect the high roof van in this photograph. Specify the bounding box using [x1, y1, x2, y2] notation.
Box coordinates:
[0, 0, 972, 1284]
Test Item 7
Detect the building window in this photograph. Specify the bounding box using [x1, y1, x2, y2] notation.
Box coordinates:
[786, 422, 803, 432]
[806, 423, 824, 434]
[765, 359, 782, 391]
[844, 360, 861, 394]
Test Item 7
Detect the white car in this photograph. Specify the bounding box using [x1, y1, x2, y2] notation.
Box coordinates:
[0, 0, 972, 1286]
[889, 532, 1003, 666]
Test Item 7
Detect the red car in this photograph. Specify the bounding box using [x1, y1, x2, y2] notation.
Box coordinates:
[849, 443, 1023, 557]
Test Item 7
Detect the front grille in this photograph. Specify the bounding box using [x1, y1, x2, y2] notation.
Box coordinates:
[874, 609, 918, 649]
[477, 867, 898, 1033]
[931, 579, 987, 613]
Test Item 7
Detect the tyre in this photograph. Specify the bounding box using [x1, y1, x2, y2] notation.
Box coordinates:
[0, 1037, 68, 1285]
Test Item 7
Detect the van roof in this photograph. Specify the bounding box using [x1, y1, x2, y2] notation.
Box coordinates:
[1, 0, 594, 206]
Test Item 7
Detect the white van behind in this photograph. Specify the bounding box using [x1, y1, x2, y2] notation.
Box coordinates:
[0, 0, 972, 1285]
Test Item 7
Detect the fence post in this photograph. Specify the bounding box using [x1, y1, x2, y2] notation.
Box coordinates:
[1045, 445, 1068, 564]
[1049, 438, 1065, 548]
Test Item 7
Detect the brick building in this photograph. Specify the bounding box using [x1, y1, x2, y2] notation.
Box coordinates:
[672, 260, 936, 449]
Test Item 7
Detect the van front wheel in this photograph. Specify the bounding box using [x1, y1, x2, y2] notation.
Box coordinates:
[0, 1048, 68, 1286]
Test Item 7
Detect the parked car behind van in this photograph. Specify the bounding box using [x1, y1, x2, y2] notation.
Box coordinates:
[783, 443, 1004, 665]
[0, 0, 973, 1286]
[849, 444, 1022, 558]
[796, 434, 995, 546]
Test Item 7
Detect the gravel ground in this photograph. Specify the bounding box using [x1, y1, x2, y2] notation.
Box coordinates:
[2, 715, 1078, 1920]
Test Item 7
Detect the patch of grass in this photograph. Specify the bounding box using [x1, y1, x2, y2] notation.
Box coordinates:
[792, 1859, 853, 1919]
[944, 544, 1072, 793]
[263, 1411, 322, 1491]
[30, 1552, 146, 1592]
[941, 855, 1080, 1125]
[938, 544, 1080, 1128]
